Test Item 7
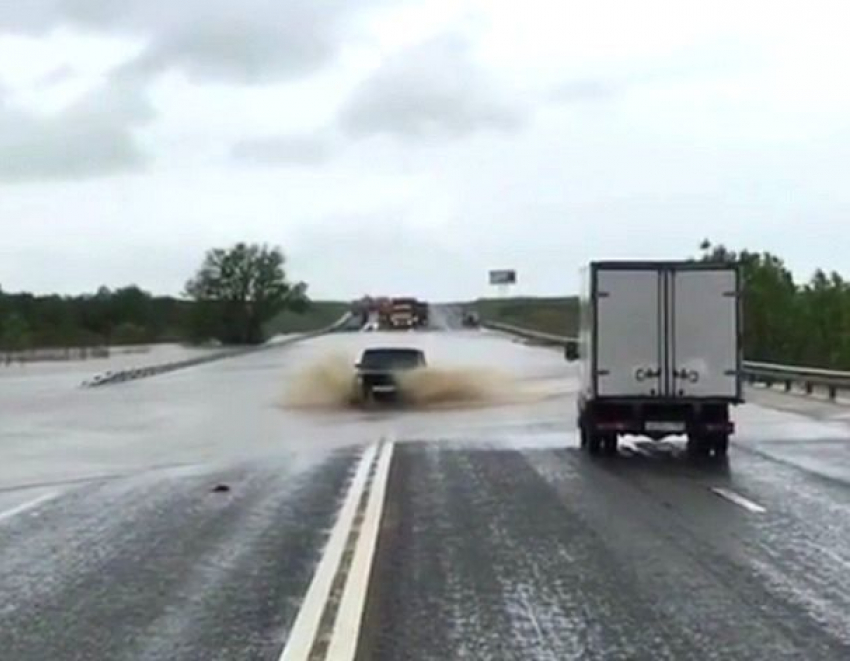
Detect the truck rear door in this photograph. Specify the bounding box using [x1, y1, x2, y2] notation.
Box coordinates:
[595, 268, 663, 397]
[670, 268, 740, 398]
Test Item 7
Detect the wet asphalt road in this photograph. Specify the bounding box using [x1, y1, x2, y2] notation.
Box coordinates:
[364, 443, 850, 660]
[2, 324, 850, 659]
[0, 452, 357, 661]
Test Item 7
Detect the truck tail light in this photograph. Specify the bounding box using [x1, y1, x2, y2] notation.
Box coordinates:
[596, 421, 631, 432]
[704, 422, 735, 433]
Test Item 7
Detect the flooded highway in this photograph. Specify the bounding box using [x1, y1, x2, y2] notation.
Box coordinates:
[1, 327, 849, 659]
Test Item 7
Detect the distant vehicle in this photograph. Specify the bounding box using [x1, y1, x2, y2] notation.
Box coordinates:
[415, 301, 430, 327]
[378, 297, 427, 330]
[83, 371, 112, 388]
[388, 298, 417, 329]
[462, 310, 480, 327]
[361, 310, 381, 332]
[569, 261, 742, 458]
[355, 347, 427, 403]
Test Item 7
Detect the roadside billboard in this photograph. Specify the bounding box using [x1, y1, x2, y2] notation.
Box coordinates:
[489, 269, 517, 285]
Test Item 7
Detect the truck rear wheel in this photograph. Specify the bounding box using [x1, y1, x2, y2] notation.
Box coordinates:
[587, 433, 602, 455]
[686, 435, 711, 458]
[688, 434, 729, 459]
[712, 434, 729, 458]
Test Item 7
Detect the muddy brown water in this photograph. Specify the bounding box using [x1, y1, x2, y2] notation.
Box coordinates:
[282, 352, 542, 411]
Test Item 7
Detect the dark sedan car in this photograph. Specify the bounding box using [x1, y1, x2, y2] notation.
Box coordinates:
[355, 347, 427, 403]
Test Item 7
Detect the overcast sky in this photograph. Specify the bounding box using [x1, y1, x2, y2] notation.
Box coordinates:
[0, 0, 848, 300]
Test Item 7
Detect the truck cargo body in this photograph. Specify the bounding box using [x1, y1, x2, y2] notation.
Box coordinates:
[576, 261, 742, 457]
[388, 298, 416, 329]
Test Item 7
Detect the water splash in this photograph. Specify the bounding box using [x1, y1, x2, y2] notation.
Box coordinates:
[282, 352, 540, 411]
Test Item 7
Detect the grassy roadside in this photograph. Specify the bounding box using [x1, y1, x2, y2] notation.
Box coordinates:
[266, 301, 351, 335]
[474, 296, 579, 336]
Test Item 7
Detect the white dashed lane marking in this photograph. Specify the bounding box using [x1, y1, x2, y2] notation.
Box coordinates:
[0, 491, 59, 523]
[710, 487, 767, 513]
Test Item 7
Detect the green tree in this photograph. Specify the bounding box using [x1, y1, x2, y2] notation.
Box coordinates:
[111, 322, 149, 345]
[185, 243, 306, 344]
[0, 312, 32, 351]
[0, 285, 195, 350]
[798, 270, 850, 368]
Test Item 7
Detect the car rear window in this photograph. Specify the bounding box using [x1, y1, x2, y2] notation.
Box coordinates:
[360, 349, 424, 369]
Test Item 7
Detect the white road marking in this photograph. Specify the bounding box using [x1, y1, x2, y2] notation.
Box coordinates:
[278, 442, 378, 661]
[0, 491, 58, 523]
[710, 487, 767, 513]
[324, 440, 394, 661]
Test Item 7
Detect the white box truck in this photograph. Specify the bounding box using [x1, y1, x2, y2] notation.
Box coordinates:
[567, 261, 742, 458]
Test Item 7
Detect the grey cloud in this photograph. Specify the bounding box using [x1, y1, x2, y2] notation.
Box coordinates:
[231, 134, 333, 166]
[338, 36, 524, 140]
[0, 121, 144, 182]
[133, 12, 334, 84]
[0, 75, 153, 182]
[68, 73, 156, 125]
[0, 1, 63, 33]
[0, 1, 383, 84]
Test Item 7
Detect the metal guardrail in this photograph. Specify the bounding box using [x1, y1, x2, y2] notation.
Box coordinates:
[483, 320, 850, 401]
[481, 321, 577, 347]
[742, 361, 850, 400]
[82, 313, 353, 389]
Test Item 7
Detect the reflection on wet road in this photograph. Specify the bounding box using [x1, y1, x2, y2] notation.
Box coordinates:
[1, 328, 849, 659]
